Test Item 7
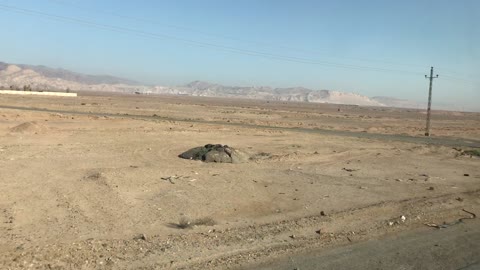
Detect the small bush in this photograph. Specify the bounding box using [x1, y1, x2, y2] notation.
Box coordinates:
[194, 217, 216, 226]
[174, 217, 216, 229]
[86, 172, 102, 180]
[177, 217, 192, 229]
[464, 149, 480, 157]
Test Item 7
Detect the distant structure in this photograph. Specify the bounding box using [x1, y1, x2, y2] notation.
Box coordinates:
[0, 90, 77, 97]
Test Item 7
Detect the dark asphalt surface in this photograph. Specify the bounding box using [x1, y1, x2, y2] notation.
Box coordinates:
[247, 219, 480, 270]
[1, 104, 480, 149]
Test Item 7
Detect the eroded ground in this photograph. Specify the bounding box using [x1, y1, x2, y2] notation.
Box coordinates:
[0, 93, 479, 269]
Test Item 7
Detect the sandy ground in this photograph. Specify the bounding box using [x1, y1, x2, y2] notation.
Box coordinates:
[0, 93, 479, 269]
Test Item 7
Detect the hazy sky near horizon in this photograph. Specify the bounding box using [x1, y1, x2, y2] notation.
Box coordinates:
[1, 0, 479, 109]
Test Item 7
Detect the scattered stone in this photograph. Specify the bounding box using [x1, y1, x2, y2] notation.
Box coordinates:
[85, 172, 103, 180]
[315, 229, 322, 235]
[342, 168, 359, 172]
[249, 152, 272, 161]
[133, 234, 147, 241]
[320, 211, 326, 216]
[464, 174, 470, 177]
[161, 176, 176, 184]
[456, 197, 464, 202]
[289, 235, 296, 239]
[428, 187, 435, 191]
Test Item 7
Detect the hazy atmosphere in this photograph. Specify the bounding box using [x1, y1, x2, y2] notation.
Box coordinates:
[1, 0, 479, 111]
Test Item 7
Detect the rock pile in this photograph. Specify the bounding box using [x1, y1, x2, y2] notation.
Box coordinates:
[179, 144, 248, 163]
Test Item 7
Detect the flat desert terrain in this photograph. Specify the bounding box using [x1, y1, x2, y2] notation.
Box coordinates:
[0, 93, 479, 269]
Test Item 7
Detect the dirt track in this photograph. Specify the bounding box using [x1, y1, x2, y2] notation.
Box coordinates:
[249, 217, 480, 270]
[0, 93, 479, 269]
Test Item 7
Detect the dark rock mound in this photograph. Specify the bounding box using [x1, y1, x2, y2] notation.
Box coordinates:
[179, 144, 249, 163]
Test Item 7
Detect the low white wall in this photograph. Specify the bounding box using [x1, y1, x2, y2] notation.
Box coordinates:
[0, 90, 77, 97]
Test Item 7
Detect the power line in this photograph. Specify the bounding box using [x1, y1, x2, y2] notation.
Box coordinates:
[0, 3, 425, 76]
[46, 0, 431, 70]
[434, 66, 478, 79]
[441, 74, 480, 86]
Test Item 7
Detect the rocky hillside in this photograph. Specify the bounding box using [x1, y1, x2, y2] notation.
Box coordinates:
[0, 61, 428, 108]
[181, 81, 385, 106]
[0, 62, 147, 93]
[0, 62, 138, 85]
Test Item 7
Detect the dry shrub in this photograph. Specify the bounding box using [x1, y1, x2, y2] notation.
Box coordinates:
[175, 217, 216, 229]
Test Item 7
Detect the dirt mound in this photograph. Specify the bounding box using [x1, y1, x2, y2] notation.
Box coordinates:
[10, 121, 47, 134]
[179, 144, 249, 163]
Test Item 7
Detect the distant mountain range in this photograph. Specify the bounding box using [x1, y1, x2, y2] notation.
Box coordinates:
[0, 62, 139, 85]
[179, 80, 386, 107]
[0, 61, 435, 110]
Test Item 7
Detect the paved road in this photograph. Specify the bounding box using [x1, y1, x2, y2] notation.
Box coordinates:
[1, 105, 480, 149]
[248, 219, 480, 270]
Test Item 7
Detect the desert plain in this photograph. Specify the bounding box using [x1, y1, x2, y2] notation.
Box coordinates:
[0, 92, 479, 269]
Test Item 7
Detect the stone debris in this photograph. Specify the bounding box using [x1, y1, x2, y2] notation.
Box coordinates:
[179, 144, 249, 163]
[342, 168, 359, 172]
[133, 234, 147, 241]
[388, 215, 407, 226]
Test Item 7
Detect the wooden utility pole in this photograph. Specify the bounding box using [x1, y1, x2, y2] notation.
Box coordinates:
[425, 67, 438, 136]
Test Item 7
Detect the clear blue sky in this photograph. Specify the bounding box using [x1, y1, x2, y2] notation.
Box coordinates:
[1, 0, 479, 110]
